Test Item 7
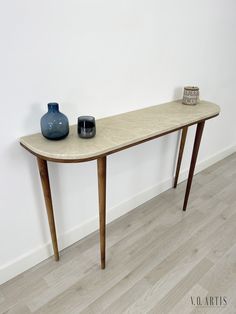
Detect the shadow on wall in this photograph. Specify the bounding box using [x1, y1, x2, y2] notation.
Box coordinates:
[23, 102, 44, 134]
[173, 87, 183, 100]
[3, 142, 52, 250]
[24, 151, 51, 246]
[155, 133, 180, 182]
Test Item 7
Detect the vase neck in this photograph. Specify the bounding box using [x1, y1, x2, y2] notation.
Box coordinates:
[48, 103, 59, 113]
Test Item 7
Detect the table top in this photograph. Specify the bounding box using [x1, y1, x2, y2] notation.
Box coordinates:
[20, 100, 220, 162]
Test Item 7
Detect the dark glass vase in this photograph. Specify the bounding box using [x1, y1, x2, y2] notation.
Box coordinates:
[77, 116, 96, 138]
[40, 103, 69, 140]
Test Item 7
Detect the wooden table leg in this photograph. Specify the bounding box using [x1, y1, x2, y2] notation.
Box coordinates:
[97, 156, 106, 269]
[183, 121, 205, 211]
[37, 157, 59, 261]
[174, 126, 188, 188]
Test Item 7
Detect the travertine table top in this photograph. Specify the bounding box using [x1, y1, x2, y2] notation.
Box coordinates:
[20, 100, 220, 161]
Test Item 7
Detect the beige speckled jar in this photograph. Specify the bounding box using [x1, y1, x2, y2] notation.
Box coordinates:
[182, 86, 199, 105]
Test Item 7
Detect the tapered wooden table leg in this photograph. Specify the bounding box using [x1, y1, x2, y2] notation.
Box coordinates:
[183, 121, 205, 211]
[174, 126, 188, 188]
[97, 156, 106, 269]
[37, 157, 59, 261]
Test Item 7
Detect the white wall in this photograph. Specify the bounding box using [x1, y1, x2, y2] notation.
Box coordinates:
[0, 0, 236, 284]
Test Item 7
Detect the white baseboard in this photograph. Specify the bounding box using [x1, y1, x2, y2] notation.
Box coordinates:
[1, 144, 236, 285]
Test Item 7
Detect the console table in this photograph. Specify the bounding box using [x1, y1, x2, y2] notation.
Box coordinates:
[20, 100, 220, 268]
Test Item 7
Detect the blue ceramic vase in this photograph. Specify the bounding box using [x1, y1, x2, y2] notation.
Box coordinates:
[40, 103, 69, 140]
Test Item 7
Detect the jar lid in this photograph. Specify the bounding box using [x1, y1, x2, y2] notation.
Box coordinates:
[184, 86, 199, 91]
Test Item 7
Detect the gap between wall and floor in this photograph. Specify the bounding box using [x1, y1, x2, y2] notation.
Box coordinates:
[1, 144, 236, 285]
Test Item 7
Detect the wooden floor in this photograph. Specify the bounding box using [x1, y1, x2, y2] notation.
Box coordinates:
[1, 153, 236, 314]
